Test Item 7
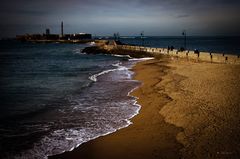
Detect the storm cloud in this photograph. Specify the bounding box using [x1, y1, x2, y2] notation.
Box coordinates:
[0, 0, 240, 37]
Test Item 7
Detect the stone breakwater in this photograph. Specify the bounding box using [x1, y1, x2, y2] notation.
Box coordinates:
[94, 40, 240, 64]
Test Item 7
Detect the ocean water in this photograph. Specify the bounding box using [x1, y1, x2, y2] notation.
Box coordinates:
[0, 40, 141, 158]
[119, 36, 240, 54]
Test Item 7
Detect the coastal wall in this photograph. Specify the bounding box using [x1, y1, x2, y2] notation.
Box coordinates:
[103, 43, 240, 64]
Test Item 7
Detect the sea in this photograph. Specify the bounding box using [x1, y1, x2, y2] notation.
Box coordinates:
[0, 36, 239, 159]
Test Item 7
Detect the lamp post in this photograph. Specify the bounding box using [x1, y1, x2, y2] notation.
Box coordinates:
[140, 31, 144, 46]
[182, 30, 187, 50]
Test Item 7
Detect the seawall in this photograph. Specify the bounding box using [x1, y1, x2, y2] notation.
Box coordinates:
[101, 41, 240, 64]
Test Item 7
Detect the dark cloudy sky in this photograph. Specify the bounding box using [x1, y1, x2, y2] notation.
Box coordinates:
[1, 0, 240, 37]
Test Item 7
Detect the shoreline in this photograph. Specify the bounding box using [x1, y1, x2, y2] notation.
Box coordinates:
[44, 58, 144, 159]
[50, 56, 240, 159]
[49, 57, 183, 159]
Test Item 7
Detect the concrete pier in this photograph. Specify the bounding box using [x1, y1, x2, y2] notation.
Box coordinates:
[100, 41, 240, 64]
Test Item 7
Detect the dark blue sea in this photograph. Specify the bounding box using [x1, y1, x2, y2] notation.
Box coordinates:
[0, 36, 239, 158]
[0, 40, 141, 158]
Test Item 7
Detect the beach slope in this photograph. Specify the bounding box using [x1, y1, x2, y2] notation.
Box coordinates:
[50, 58, 183, 159]
[50, 57, 240, 159]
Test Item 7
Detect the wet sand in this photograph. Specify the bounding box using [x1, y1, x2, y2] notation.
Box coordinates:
[50, 56, 240, 159]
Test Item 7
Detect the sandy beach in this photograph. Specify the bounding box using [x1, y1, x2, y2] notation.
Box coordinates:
[50, 56, 240, 159]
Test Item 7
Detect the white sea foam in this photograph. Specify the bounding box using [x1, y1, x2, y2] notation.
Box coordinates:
[14, 59, 149, 159]
[129, 57, 155, 61]
[89, 69, 117, 82]
[111, 54, 132, 58]
[89, 41, 96, 46]
[89, 56, 153, 83]
[89, 62, 129, 82]
[72, 48, 84, 55]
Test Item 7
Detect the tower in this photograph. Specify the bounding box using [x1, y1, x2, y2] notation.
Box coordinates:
[61, 21, 63, 37]
[46, 28, 50, 35]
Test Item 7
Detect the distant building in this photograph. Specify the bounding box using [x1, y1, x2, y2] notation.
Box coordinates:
[46, 28, 50, 35]
[71, 33, 92, 40]
[16, 21, 92, 41]
[62, 33, 92, 40]
[45, 34, 59, 40]
[63, 33, 92, 40]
